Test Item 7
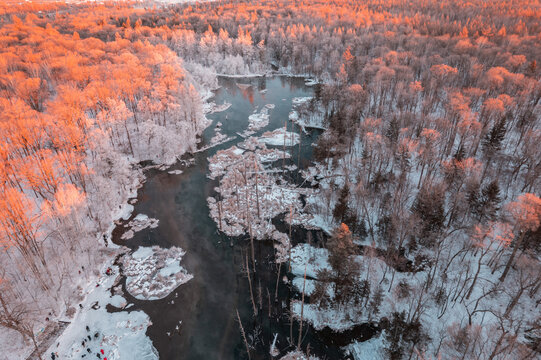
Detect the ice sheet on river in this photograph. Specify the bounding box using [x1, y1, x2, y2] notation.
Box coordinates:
[258, 127, 300, 146]
[122, 246, 193, 300]
[195, 123, 236, 153]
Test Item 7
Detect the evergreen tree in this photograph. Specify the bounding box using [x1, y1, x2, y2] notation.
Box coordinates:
[482, 118, 506, 156]
[453, 143, 465, 161]
[466, 181, 481, 217]
[384, 312, 428, 360]
[326, 224, 359, 306]
[479, 180, 502, 221]
[411, 184, 445, 242]
[333, 184, 350, 222]
[313, 133, 332, 162]
[385, 116, 400, 147]
[528, 59, 537, 75]
[469, 180, 501, 222]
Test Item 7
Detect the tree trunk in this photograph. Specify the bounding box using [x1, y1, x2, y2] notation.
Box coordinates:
[499, 231, 524, 282]
[297, 262, 308, 350]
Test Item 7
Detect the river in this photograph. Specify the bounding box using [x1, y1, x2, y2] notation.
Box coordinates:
[112, 76, 375, 359]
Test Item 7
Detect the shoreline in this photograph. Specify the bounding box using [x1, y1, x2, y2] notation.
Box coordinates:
[21, 89, 217, 360]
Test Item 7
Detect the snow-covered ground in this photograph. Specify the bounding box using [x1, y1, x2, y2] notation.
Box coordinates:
[287, 228, 540, 359]
[43, 245, 193, 359]
[290, 243, 331, 279]
[122, 246, 193, 301]
[1, 59, 214, 359]
[46, 263, 158, 360]
[292, 301, 362, 332]
[344, 333, 386, 360]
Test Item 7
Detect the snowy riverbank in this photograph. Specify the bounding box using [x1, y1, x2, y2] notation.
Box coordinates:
[1, 78, 220, 359]
[45, 263, 158, 360]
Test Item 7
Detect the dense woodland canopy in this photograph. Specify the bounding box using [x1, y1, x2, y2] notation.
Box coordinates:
[0, 0, 540, 359]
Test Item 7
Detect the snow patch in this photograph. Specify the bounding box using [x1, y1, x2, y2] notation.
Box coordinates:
[279, 350, 320, 360]
[345, 333, 386, 360]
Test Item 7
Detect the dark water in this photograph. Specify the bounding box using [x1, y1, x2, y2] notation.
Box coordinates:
[112, 76, 376, 360]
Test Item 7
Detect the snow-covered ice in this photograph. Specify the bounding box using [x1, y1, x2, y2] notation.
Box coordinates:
[208, 101, 232, 114]
[279, 350, 319, 360]
[292, 97, 312, 106]
[236, 83, 252, 90]
[121, 214, 159, 240]
[115, 204, 134, 221]
[248, 105, 273, 131]
[122, 246, 193, 301]
[258, 127, 300, 146]
[168, 170, 184, 175]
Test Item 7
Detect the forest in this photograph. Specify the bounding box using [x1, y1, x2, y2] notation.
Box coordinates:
[0, 0, 539, 359]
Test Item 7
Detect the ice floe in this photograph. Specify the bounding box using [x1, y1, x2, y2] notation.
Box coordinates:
[122, 246, 193, 301]
[121, 214, 159, 240]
